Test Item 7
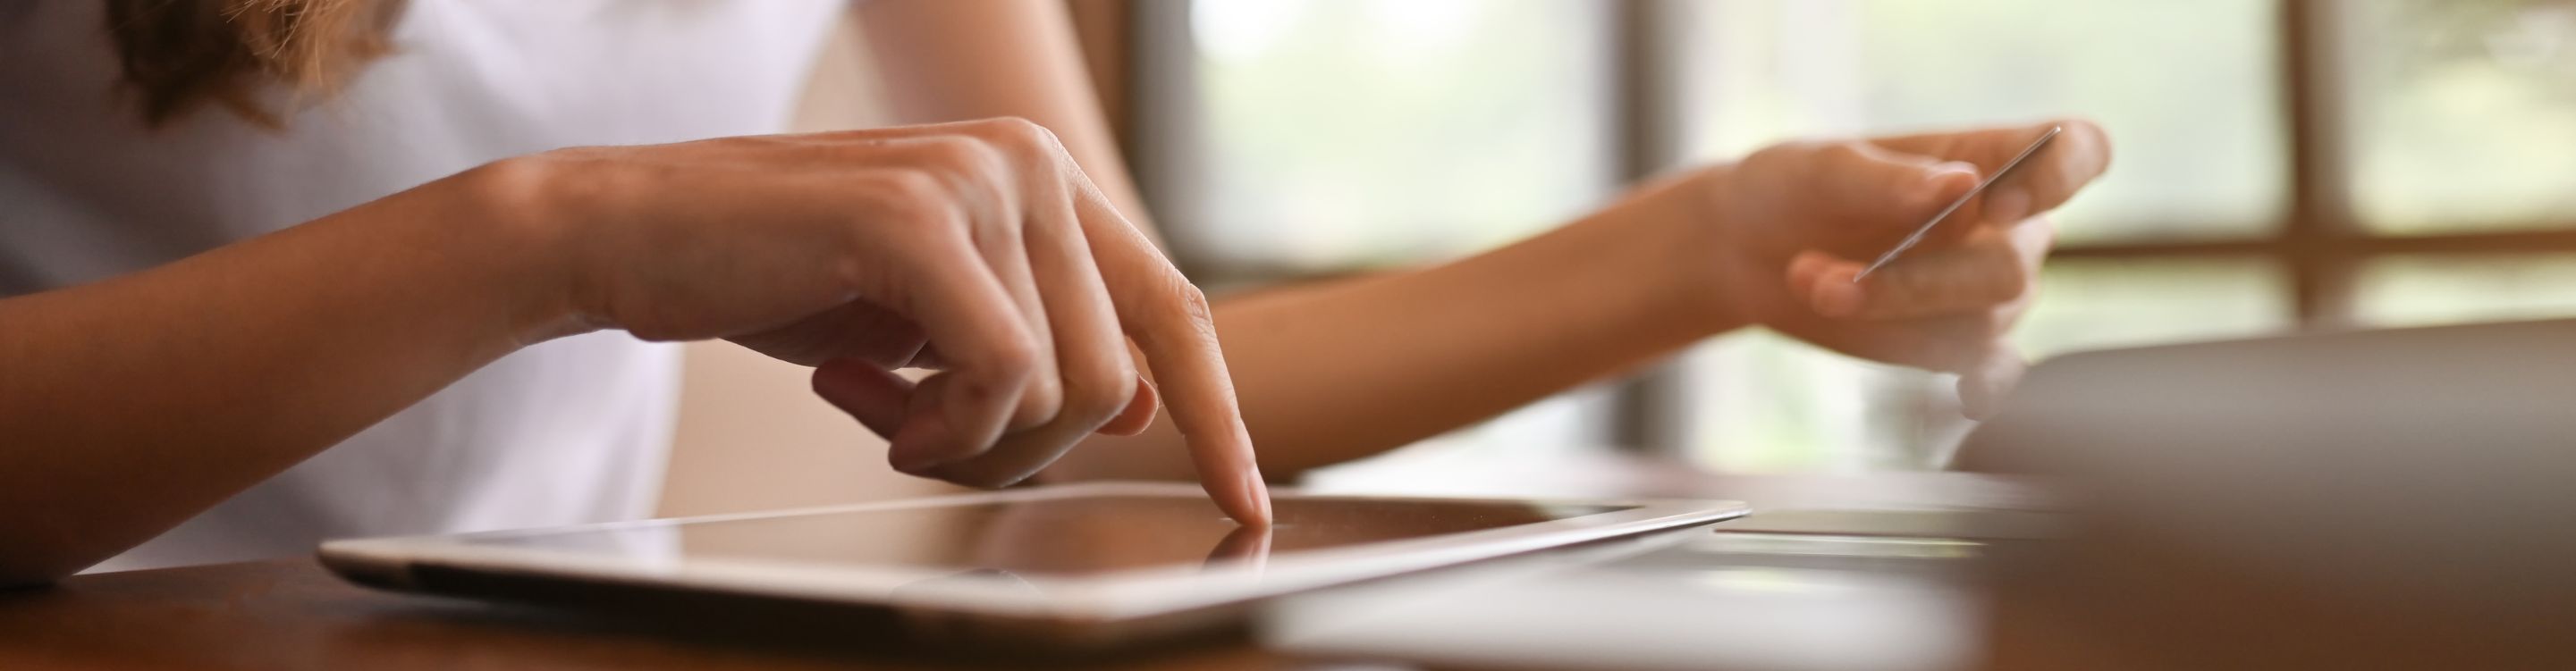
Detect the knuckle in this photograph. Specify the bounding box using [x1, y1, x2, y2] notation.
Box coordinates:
[1820, 140, 1869, 163]
[990, 116, 1061, 148]
[1744, 141, 1812, 169]
[876, 170, 950, 210]
[866, 173, 962, 241]
[984, 334, 1043, 379]
[1061, 374, 1132, 426]
[955, 365, 1039, 426]
[928, 138, 1019, 220]
[919, 135, 980, 166]
[939, 134, 1011, 173]
[915, 138, 1010, 197]
[1019, 373, 1066, 420]
[1749, 139, 1854, 175]
[1167, 279, 1217, 328]
[965, 117, 1064, 158]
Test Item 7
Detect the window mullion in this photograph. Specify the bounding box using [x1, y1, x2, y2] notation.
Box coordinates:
[2282, 0, 2361, 330]
[1604, 0, 1698, 453]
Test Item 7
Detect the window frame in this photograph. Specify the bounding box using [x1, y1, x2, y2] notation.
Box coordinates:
[2056, 0, 2576, 328]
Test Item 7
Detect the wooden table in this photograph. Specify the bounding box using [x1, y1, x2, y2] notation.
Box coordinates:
[0, 559, 1303, 671]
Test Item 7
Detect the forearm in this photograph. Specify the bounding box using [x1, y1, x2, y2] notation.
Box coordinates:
[856, 0, 1157, 225]
[0, 166, 558, 583]
[1049, 177, 1742, 481]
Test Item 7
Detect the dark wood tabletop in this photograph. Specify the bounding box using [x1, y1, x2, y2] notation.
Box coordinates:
[0, 559, 1305, 671]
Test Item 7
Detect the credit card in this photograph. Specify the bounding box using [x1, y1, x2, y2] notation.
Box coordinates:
[1854, 126, 2061, 281]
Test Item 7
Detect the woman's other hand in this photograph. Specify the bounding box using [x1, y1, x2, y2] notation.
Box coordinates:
[470, 118, 1268, 524]
[1651, 120, 2113, 417]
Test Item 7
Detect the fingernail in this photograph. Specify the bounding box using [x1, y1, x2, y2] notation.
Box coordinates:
[1241, 464, 1274, 525]
[891, 449, 941, 476]
[1786, 256, 1828, 299]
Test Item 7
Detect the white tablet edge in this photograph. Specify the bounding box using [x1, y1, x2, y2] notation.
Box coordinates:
[320, 482, 1750, 624]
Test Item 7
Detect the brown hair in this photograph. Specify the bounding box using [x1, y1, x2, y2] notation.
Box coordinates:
[103, 0, 393, 127]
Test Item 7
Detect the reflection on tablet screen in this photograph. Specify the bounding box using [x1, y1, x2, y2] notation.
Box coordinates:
[462, 496, 1633, 577]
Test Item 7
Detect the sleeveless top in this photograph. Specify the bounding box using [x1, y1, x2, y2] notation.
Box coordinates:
[0, 0, 844, 571]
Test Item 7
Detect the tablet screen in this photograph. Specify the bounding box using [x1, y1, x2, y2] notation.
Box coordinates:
[460, 494, 1634, 577]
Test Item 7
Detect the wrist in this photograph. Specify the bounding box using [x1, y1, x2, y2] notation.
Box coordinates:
[449, 155, 597, 346]
[1612, 164, 1752, 338]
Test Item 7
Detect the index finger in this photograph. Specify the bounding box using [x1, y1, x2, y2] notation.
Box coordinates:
[1876, 118, 2114, 224]
[1071, 183, 1272, 526]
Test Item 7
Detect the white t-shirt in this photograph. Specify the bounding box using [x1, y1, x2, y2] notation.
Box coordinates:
[0, 0, 844, 571]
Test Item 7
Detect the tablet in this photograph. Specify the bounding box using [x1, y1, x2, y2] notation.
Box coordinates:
[320, 482, 1746, 648]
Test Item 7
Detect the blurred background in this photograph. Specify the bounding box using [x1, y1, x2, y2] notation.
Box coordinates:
[664, 0, 2576, 515]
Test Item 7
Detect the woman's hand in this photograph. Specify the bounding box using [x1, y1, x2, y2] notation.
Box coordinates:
[1666, 120, 2114, 415]
[481, 118, 1268, 523]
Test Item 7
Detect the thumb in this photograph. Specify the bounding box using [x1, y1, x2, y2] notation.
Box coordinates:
[812, 358, 912, 441]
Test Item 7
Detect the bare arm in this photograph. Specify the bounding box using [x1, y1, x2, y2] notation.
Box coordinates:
[853, 1, 2114, 482]
[0, 121, 1263, 584]
[857, 0, 1155, 225]
[0, 168, 558, 583]
[1067, 184, 1734, 479]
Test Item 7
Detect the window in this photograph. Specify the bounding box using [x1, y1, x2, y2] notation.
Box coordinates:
[2343, 0, 2576, 233]
[1681, 0, 2287, 242]
[1148, 0, 1626, 454]
[1178, 1, 1616, 273]
[1100, 0, 2576, 471]
[2337, 1, 2576, 331]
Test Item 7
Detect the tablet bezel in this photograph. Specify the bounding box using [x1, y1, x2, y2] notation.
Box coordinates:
[319, 482, 1747, 624]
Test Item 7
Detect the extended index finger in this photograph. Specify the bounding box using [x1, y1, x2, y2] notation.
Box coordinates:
[1071, 184, 1272, 526]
